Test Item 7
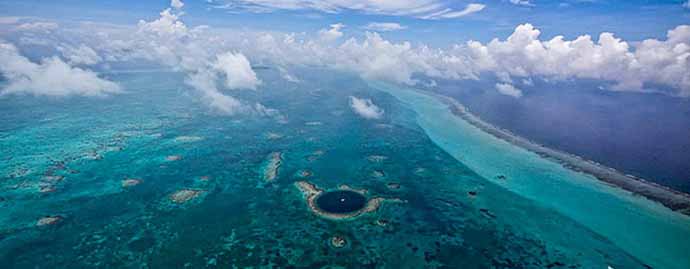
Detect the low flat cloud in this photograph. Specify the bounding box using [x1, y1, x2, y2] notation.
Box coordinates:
[363, 22, 406, 32]
[349, 96, 384, 119]
[509, 0, 533, 7]
[15, 22, 58, 32]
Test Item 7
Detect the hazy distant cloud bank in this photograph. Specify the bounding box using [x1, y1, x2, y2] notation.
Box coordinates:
[242, 22, 690, 96]
[509, 0, 533, 7]
[1, 0, 690, 113]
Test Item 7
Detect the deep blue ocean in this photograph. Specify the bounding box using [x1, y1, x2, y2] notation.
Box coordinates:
[433, 77, 690, 193]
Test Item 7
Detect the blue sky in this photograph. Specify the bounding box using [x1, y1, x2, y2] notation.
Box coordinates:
[1, 0, 689, 46]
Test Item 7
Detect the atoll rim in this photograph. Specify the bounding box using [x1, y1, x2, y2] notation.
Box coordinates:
[294, 180, 402, 220]
[315, 190, 367, 214]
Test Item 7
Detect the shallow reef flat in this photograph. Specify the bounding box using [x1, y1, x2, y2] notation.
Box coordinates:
[173, 135, 203, 143]
[262, 152, 283, 182]
[0, 69, 676, 268]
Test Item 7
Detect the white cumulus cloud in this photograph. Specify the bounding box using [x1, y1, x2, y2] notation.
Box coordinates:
[185, 70, 246, 114]
[213, 52, 261, 90]
[0, 42, 119, 96]
[58, 44, 102, 65]
[318, 23, 345, 42]
[335, 32, 443, 84]
[131, 6, 275, 115]
[137, 8, 188, 38]
[349, 96, 384, 119]
[495, 83, 523, 98]
[467, 23, 690, 96]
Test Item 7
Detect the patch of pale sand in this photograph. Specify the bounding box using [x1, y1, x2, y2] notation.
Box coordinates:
[42, 175, 64, 182]
[174, 136, 203, 143]
[122, 178, 141, 188]
[36, 216, 62, 226]
[386, 182, 401, 190]
[306, 150, 325, 162]
[330, 235, 347, 248]
[367, 155, 388, 162]
[85, 151, 103, 160]
[297, 169, 313, 178]
[371, 170, 385, 178]
[166, 155, 182, 161]
[338, 184, 368, 195]
[38, 183, 56, 193]
[374, 219, 389, 227]
[266, 132, 283, 140]
[169, 189, 203, 204]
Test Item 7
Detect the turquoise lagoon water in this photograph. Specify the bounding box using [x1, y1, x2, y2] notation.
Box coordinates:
[0, 68, 686, 268]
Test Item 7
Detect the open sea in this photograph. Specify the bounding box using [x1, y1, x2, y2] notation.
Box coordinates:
[433, 78, 690, 193]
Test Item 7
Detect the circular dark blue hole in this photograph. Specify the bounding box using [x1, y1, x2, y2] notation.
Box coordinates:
[315, 190, 367, 214]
